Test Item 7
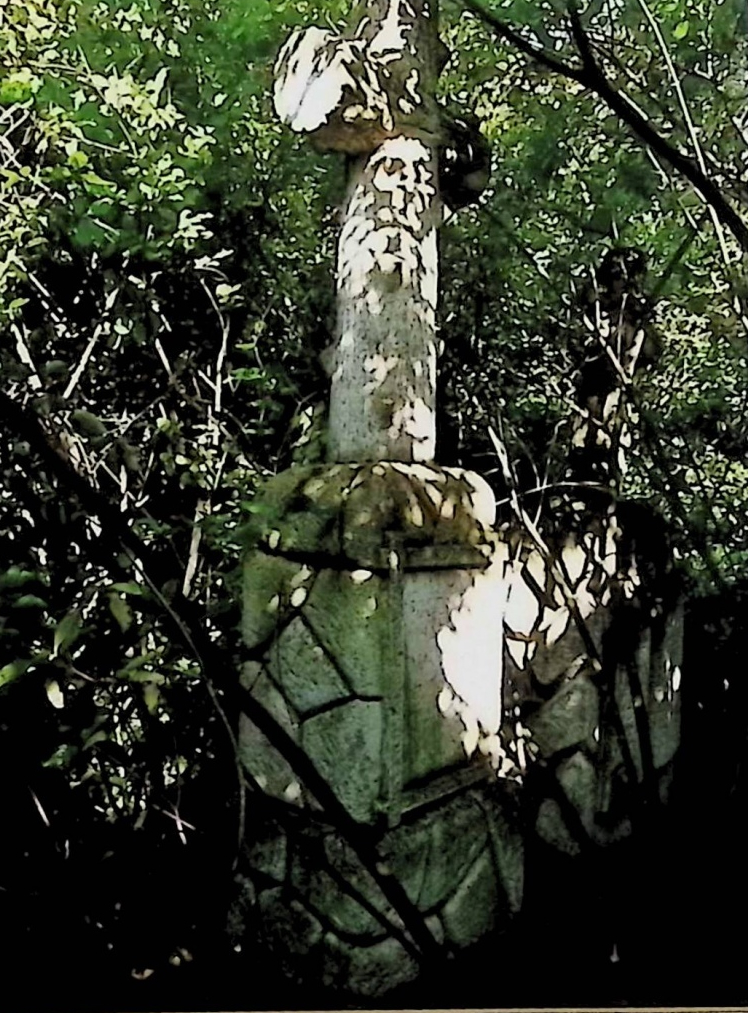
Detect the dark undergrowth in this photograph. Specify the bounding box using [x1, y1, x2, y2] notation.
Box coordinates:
[4, 587, 748, 1012]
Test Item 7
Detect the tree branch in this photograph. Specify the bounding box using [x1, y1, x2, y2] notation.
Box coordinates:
[460, 0, 748, 252]
[3, 392, 442, 967]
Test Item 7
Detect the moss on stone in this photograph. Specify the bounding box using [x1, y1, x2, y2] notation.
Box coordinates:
[241, 463, 496, 562]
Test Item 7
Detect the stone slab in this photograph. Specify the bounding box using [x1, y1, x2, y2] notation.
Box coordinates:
[301, 699, 384, 824]
[266, 616, 351, 716]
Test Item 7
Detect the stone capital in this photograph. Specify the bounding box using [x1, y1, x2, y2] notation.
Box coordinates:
[273, 2, 444, 156]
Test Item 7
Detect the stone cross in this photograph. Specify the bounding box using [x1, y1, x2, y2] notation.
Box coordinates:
[274, 1, 448, 463]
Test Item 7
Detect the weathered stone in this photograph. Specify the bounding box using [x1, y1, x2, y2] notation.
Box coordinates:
[265, 616, 351, 716]
[239, 660, 263, 691]
[323, 835, 387, 913]
[227, 873, 257, 940]
[648, 603, 683, 770]
[320, 930, 420, 996]
[532, 609, 609, 686]
[381, 793, 489, 912]
[243, 552, 312, 649]
[375, 820, 430, 909]
[613, 665, 644, 782]
[303, 568, 389, 697]
[649, 701, 680, 770]
[535, 797, 581, 856]
[527, 675, 599, 757]
[241, 465, 339, 554]
[441, 847, 497, 947]
[657, 760, 675, 805]
[238, 714, 300, 803]
[257, 888, 324, 978]
[301, 700, 383, 823]
[556, 751, 632, 846]
[290, 858, 390, 941]
[485, 802, 524, 915]
[245, 825, 288, 883]
[404, 568, 478, 782]
[243, 664, 299, 738]
[633, 625, 652, 705]
[243, 464, 498, 562]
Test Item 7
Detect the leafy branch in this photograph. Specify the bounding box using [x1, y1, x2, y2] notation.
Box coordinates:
[459, 0, 748, 252]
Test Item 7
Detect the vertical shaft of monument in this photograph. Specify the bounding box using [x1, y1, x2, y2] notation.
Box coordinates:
[327, 2, 442, 464]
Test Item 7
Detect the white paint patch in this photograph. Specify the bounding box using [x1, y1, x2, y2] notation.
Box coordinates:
[573, 574, 598, 620]
[368, 0, 410, 55]
[440, 497, 455, 520]
[562, 542, 587, 587]
[365, 288, 383, 315]
[419, 229, 438, 307]
[363, 352, 399, 390]
[274, 28, 347, 132]
[46, 680, 65, 709]
[437, 554, 509, 735]
[526, 550, 546, 590]
[461, 470, 497, 527]
[283, 781, 302, 803]
[387, 397, 435, 457]
[539, 605, 570, 646]
[350, 569, 373, 584]
[672, 665, 682, 692]
[404, 68, 421, 104]
[506, 638, 527, 670]
[290, 566, 313, 588]
[437, 684, 455, 715]
[504, 569, 540, 636]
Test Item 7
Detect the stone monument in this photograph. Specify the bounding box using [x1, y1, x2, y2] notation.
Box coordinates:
[229, 2, 683, 996]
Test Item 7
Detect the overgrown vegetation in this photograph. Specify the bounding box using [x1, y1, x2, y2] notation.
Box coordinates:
[1, 0, 746, 1006]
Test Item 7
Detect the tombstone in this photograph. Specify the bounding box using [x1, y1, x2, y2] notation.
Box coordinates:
[229, 2, 683, 996]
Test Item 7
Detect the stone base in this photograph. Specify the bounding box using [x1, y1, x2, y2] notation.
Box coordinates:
[229, 786, 523, 996]
[235, 463, 684, 994]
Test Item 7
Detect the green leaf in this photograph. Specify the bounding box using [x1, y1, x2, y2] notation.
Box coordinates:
[108, 592, 133, 632]
[673, 20, 689, 38]
[0, 79, 34, 106]
[0, 168, 22, 186]
[12, 594, 47, 609]
[53, 611, 82, 657]
[108, 581, 148, 596]
[122, 669, 165, 685]
[68, 149, 89, 169]
[82, 729, 109, 750]
[71, 409, 107, 437]
[143, 681, 161, 714]
[71, 216, 108, 250]
[0, 567, 38, 589]
[0, 659, 32, 689]
[43, 744, 79, 769]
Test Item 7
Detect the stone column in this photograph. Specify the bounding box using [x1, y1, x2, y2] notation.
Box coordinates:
[274, 1, 445, 462]
[232, 7, 684, 999]
[232, 4, 527, 995]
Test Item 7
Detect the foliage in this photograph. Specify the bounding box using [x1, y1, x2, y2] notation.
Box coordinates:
[437, 0, 747, 586]
[0, 0, 746, 998]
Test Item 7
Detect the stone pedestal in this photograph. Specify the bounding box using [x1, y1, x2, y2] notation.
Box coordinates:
[231, 464, 683, 995]
[231, 462, 523, 994]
